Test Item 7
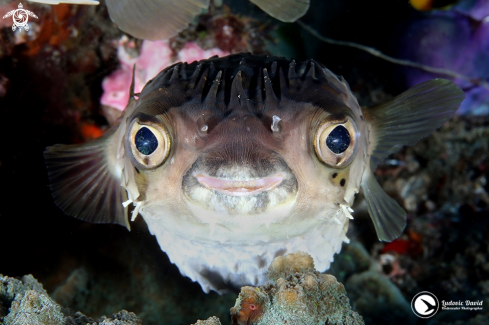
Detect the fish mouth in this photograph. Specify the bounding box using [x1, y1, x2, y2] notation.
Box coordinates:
[182, 154, 298, 215]
[196, 174, 283, 197]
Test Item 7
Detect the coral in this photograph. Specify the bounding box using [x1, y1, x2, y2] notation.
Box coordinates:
[0, 274, 141, 325]
[398, 7, 489, 115]
[171, 4, 274, 56]
[345, 270, 416, 325]
[0, 274, 64, 325]
[1, 255, 363, 325]
[380, 116, 489, 220]
[100, 37, 229, 115]
[327, 242, 371, 284]
[0, 0, 123, 143]
[341, 116, 489, 323]
[66, 310, 142, 325]
[267, 251, 316, 281]
[455, 0, 489, 21]
[229, 252, 364, 325]
[191, 316, 222, 325]
[325, 240, 416, 324]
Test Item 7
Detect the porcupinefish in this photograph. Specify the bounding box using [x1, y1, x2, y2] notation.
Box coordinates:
[44, 53, 464, 293]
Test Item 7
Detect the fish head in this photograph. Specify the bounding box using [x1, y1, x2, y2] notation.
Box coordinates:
[119, 55, 369, 245]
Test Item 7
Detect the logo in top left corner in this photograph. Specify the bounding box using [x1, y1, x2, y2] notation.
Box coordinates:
[2, 3, 38, 32]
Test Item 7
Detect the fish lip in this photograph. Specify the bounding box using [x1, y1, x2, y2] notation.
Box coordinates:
[196, 174, 284, 197]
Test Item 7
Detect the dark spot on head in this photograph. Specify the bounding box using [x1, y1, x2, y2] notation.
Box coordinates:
[340, 178, 346, 186]
[332, 173, 338, 179]
[135, 167, 140, 174]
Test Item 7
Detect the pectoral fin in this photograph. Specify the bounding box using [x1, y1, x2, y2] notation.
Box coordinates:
[364, 79, 465, 170]
[361, 79, 464, 241]
[44, 131, 130, 230]
[361, 168, 406, 241]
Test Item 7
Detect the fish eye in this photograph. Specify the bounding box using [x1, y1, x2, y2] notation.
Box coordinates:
[314, 118, 358, 168]
[128, 120, 171, 169]
[326, 125, 350, 154]
[135, 127, 158, 155]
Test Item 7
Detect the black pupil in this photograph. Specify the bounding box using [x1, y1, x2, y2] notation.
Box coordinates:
[326, 125, 350, 154]
[135, 127, 158, 155]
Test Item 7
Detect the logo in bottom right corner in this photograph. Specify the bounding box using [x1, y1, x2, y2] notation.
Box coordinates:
[411, 291, 439, 318]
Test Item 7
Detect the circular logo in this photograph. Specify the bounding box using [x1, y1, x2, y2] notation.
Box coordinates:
[13, 9, 28, 28]
[411, 291, 439, 318]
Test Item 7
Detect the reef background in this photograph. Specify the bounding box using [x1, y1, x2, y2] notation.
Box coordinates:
[0, 0, 488, 324]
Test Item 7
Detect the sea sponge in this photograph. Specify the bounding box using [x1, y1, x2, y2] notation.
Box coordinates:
[230, 251, 364, 325]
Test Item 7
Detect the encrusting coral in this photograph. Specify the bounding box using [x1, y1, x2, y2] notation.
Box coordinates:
[1, 253, 363, 325]
[191, 316, 222, 325]
[0, 274, 141, 325]
[229, 252, 364, 325]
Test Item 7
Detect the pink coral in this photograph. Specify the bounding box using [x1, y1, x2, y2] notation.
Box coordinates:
[178, 42, 228, 64]
[101, 37, 228, 111]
